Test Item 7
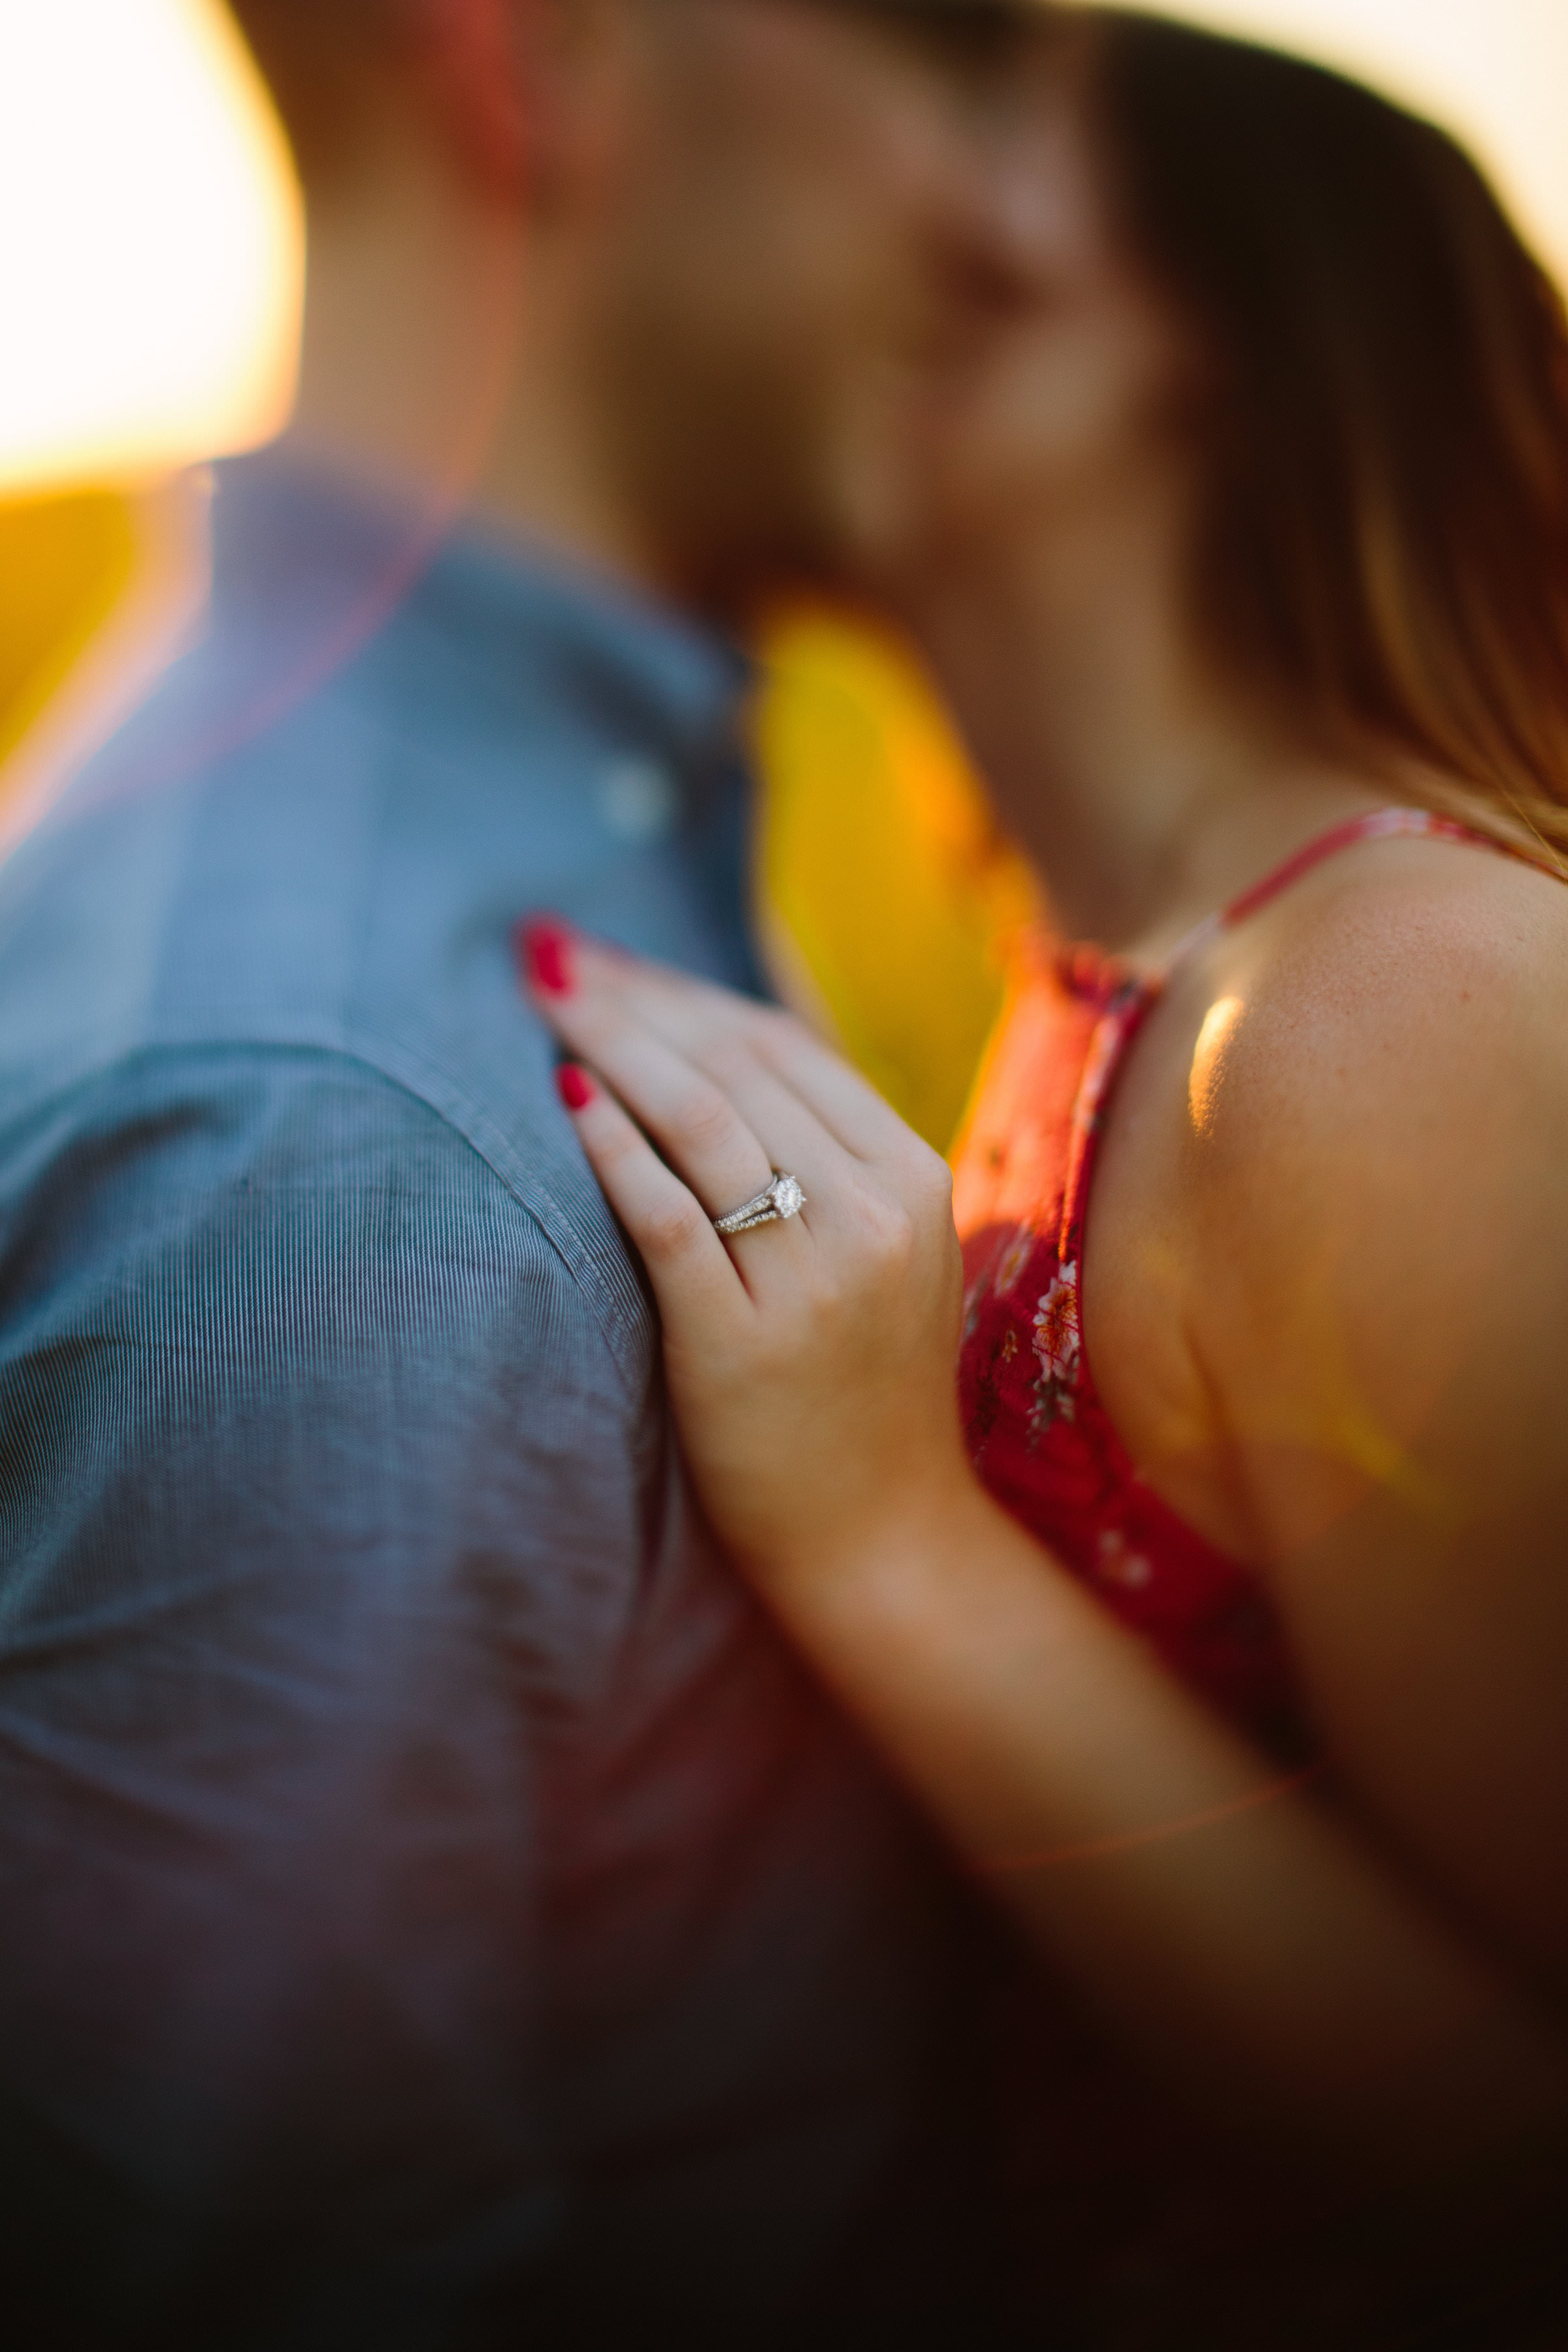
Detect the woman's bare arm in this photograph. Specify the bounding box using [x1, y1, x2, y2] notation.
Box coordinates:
[1165, 861, 1568, 2001]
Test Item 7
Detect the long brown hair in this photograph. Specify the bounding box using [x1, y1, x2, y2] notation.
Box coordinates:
[1091, 10, 1568, 861]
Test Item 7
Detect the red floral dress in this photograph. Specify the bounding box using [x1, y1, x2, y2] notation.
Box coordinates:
[952, 806, 1517, 1753]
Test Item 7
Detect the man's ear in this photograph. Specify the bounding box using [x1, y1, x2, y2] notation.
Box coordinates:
[421, 0, 634, 210]
[413, 0, 532, 195]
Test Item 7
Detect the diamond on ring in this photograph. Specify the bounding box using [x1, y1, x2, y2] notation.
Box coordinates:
[712, 1170, 807, 1237]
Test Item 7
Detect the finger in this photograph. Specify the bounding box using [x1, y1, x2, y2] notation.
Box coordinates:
[708, 1010, 916, 1166]
[652, 1044, 866, 1233]
[543, 996, 779, 1223]
[627, 964, 910, 1162]
[531, 955, 870, 1258]
[523, 921, 915, 1166]
[553, 1065, 747, 1325]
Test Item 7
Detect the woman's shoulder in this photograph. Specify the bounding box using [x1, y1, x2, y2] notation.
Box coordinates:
[1190, 823, 1568, 1188]
[1167, 819, 1568, 1533]
[1154, 813, 1568, 1458]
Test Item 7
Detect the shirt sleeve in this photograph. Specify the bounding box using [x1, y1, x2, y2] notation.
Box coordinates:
[0, 1045, 647, 2347]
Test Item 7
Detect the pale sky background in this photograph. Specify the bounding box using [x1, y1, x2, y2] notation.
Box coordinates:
[0, 0, 1563, 491]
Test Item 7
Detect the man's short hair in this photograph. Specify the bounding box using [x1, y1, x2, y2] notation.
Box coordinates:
[228, 0, 1045, 188]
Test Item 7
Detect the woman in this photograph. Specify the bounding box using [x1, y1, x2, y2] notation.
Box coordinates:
[524, 13, 1568, 2339]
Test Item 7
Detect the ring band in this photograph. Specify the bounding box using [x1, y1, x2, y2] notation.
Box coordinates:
[713, 1170, 807, 1237]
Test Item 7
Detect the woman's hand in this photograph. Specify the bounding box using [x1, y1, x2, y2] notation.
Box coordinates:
[520, 919, 975, 1590]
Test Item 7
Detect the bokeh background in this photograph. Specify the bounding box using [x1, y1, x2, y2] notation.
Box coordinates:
[3, 0, 1565, 1148]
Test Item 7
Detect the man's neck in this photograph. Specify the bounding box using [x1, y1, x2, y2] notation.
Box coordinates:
[282, 134, 671, 601]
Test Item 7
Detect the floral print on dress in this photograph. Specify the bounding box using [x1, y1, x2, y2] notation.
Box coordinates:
[1095, 1525, 1152, 1591]
[1030, 1262, 1081, 1433]
[993, 1222, 1042, 1301]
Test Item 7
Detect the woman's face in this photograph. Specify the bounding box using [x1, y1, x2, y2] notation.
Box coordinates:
[891, 52, 1209, 580]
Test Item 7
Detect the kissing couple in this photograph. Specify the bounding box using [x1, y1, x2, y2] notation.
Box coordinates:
[3, 3, 1566, 2346]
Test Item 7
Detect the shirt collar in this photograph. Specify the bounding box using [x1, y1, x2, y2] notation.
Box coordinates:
[208, 448, 752, 788]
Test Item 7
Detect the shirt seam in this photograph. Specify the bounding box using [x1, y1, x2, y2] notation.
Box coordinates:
[8, 1031, 649, 1409]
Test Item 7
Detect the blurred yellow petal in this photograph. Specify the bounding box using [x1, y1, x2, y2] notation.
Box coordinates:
[0, 491, 137, 770]
[0, 477, 206, 844]
[755, 605, 1039, 1154]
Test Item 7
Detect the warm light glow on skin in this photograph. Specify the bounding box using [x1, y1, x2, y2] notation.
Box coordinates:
[1183, 989, 1456, 1525]
[1188, 993, 1245, 1137]
[0, 0, 304, 495]
[1151, 0, 1568, 289]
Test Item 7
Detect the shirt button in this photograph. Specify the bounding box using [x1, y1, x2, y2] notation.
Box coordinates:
[599, 757, 680, 844]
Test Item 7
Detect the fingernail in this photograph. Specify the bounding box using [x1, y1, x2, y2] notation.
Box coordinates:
[519, 919, 574, 997]
[556, 1064, 595, 1112]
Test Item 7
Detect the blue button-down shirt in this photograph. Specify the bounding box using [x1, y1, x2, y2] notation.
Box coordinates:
[0, 458, 1004, 2347]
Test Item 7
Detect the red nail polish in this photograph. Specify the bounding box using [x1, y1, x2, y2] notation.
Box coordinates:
[557, 1064, 594, 1111]
[520, 920, 573, 996]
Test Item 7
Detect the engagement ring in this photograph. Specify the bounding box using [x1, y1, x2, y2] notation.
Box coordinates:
[712, 1171, 806, 1237]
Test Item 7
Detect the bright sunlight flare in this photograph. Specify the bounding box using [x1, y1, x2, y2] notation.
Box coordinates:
[0, 0, 302, 496]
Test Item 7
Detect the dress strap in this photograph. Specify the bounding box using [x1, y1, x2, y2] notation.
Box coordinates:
[1162, 804, 1549, 975]
[1054, 804, 1556, 1260]
[1057, 973, 1160, 1260]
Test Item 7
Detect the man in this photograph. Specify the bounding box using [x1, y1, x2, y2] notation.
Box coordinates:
[0, 3, 1048, 2342]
